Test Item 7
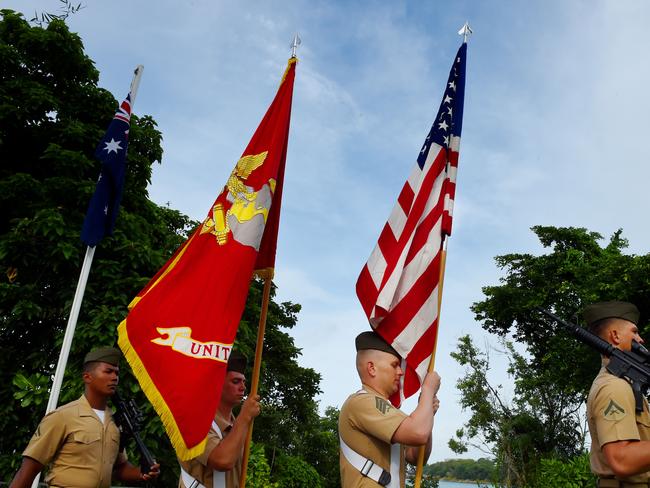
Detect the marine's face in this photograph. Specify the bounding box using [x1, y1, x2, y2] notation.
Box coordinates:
[374, 351, 404, 397]
[611, 318, 644, 351]
[85, 362, 119, 397]
[221, 371, 247, 407]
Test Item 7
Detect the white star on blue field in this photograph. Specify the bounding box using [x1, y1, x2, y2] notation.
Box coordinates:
[103, 138, 123, 154]
[6, 0, 650, 462]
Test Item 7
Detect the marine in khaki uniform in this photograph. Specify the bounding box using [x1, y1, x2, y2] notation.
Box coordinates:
[9, 347, 160, 488]
[585, 301, 650, 487]
[339, 331, 441, 487]
[178, 351, 260, 488]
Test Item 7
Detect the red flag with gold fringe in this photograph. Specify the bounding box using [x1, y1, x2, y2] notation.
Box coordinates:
[118, 58, 297, 460]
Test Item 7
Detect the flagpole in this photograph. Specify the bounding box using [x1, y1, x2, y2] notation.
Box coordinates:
[413, 242, 447, 488]
[414, 24, 471, 488]
[239, 38, 299, 487]
[239, 274, 273, 488]
[31, 65, 144, 488]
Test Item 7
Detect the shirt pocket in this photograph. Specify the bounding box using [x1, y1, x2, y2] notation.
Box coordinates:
[71, 431, 101, 445]
[109, 428, 121, 447]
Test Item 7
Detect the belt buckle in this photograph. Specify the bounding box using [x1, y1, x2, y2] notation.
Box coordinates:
[360, 459, 374, 477]
[378, 470, 392, 486]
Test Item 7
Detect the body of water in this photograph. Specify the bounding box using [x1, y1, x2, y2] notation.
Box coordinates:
[438, 481, 494, 488]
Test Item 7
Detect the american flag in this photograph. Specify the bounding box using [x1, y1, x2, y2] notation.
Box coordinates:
[356, 43, 467, 406]
[81, 94, 132, 247]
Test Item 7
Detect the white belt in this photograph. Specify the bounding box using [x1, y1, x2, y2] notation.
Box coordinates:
[340, 389, 401, 487]
[180, 421, 226, 488]
[340, 435, 401, 487]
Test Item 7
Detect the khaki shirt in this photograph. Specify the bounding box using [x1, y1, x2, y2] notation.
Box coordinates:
[587, 366, 650, 483]
[23, 395, 126, 488]
[339, 385, 408, 487]
[179, 412, 241, 488]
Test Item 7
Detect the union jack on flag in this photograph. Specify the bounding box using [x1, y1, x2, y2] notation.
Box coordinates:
[81, 94, 132, 247]
[356, 42, 467, 406]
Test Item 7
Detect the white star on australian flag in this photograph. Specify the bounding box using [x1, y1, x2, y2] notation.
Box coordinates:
[103, 138, 123, 154]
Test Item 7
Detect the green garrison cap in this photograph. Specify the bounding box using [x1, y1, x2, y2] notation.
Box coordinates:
[583, 301, 640, 327]
[355, 331, 401, 359]
[83, 347, 122, 366]
[227, 350, 247, 374]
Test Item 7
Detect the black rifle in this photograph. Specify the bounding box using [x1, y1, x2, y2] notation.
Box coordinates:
[538, 307, 650, 413]
[112, 392, 157, 475]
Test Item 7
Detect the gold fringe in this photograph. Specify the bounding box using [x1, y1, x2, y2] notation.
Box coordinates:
[279, 57, 298, 86]
[127, 295, 142, 310]
[117, 318, 207, 461]
[253, 267, 275, 280]
[128, 232, 198, 310]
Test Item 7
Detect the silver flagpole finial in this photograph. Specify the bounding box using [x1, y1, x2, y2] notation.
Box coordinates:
[458, 22, 473, 43]
[129, 64, 144, 105]
[290, 33, 301, 58]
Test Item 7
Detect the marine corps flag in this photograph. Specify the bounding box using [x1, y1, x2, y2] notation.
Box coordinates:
[118, 58, 297, 460]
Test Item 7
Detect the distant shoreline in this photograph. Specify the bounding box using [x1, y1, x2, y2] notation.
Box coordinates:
[439, 478, 494, 484]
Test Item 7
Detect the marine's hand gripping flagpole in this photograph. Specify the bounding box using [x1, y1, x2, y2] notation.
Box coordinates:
[31, 65, 143, 488]
[413, 23, 472, 488]
[239, 34, 301, 488]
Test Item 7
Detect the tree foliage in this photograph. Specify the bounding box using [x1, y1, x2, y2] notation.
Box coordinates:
[29, 0, 84, 28]
[0, 10, 189, 481]
[451, 226, 650, 486]
[405, 463, 439, 488]
[0, 10, 339, 486]
[450, 335, 564, 487]
[423, 457, 495, 482]
[474, 226, 650, 395]
[530, 453, 595, 488]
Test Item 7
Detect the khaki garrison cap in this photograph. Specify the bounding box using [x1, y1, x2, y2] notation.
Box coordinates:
[355, 331, 401, 359]
[227, 350, 247, 374]
[583, 301, 640, 328]
[83, 347, 122, 366]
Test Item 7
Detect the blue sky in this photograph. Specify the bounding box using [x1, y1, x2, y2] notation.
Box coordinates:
[6, 0, 650, 462]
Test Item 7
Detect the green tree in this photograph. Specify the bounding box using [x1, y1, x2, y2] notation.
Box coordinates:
[473, 226, 650, 397]
[530, 453, 595, 488]
[405, 464, 439, 488]
[424, 458, 495, 482]
[450, 335, 554, 487]
[0, 10, 339, 486]
[245, 442, 279, 488]
[299, 406, 341, 488]
[451, 225, 650, 486]
[237, 280, 339, 486]
[273, 454, 323, 488]
[0, 9, 191, 483]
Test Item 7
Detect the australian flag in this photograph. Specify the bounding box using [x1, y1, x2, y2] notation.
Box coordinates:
[81, 94, 132, 247]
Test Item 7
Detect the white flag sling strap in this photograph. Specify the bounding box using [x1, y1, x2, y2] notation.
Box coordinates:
[389, 443, 400, 488]
[180, 421, 226, 488]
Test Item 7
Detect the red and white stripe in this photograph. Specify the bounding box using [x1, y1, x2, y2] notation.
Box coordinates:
[114, 96, 132, 124]
[356, 135, 460, 406]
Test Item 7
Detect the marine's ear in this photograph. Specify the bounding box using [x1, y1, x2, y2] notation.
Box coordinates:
[366, 360, 377, 378]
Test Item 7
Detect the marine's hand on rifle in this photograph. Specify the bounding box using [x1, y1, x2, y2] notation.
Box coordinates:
[141, 462, 160, 482]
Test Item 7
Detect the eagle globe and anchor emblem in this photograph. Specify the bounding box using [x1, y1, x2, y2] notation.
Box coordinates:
[151, 151, 276, 362]
[200, 151, 275, 250]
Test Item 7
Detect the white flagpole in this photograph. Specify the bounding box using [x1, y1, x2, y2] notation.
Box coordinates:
[42, 245, 96, 414]
[31, 65, 143, 488]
